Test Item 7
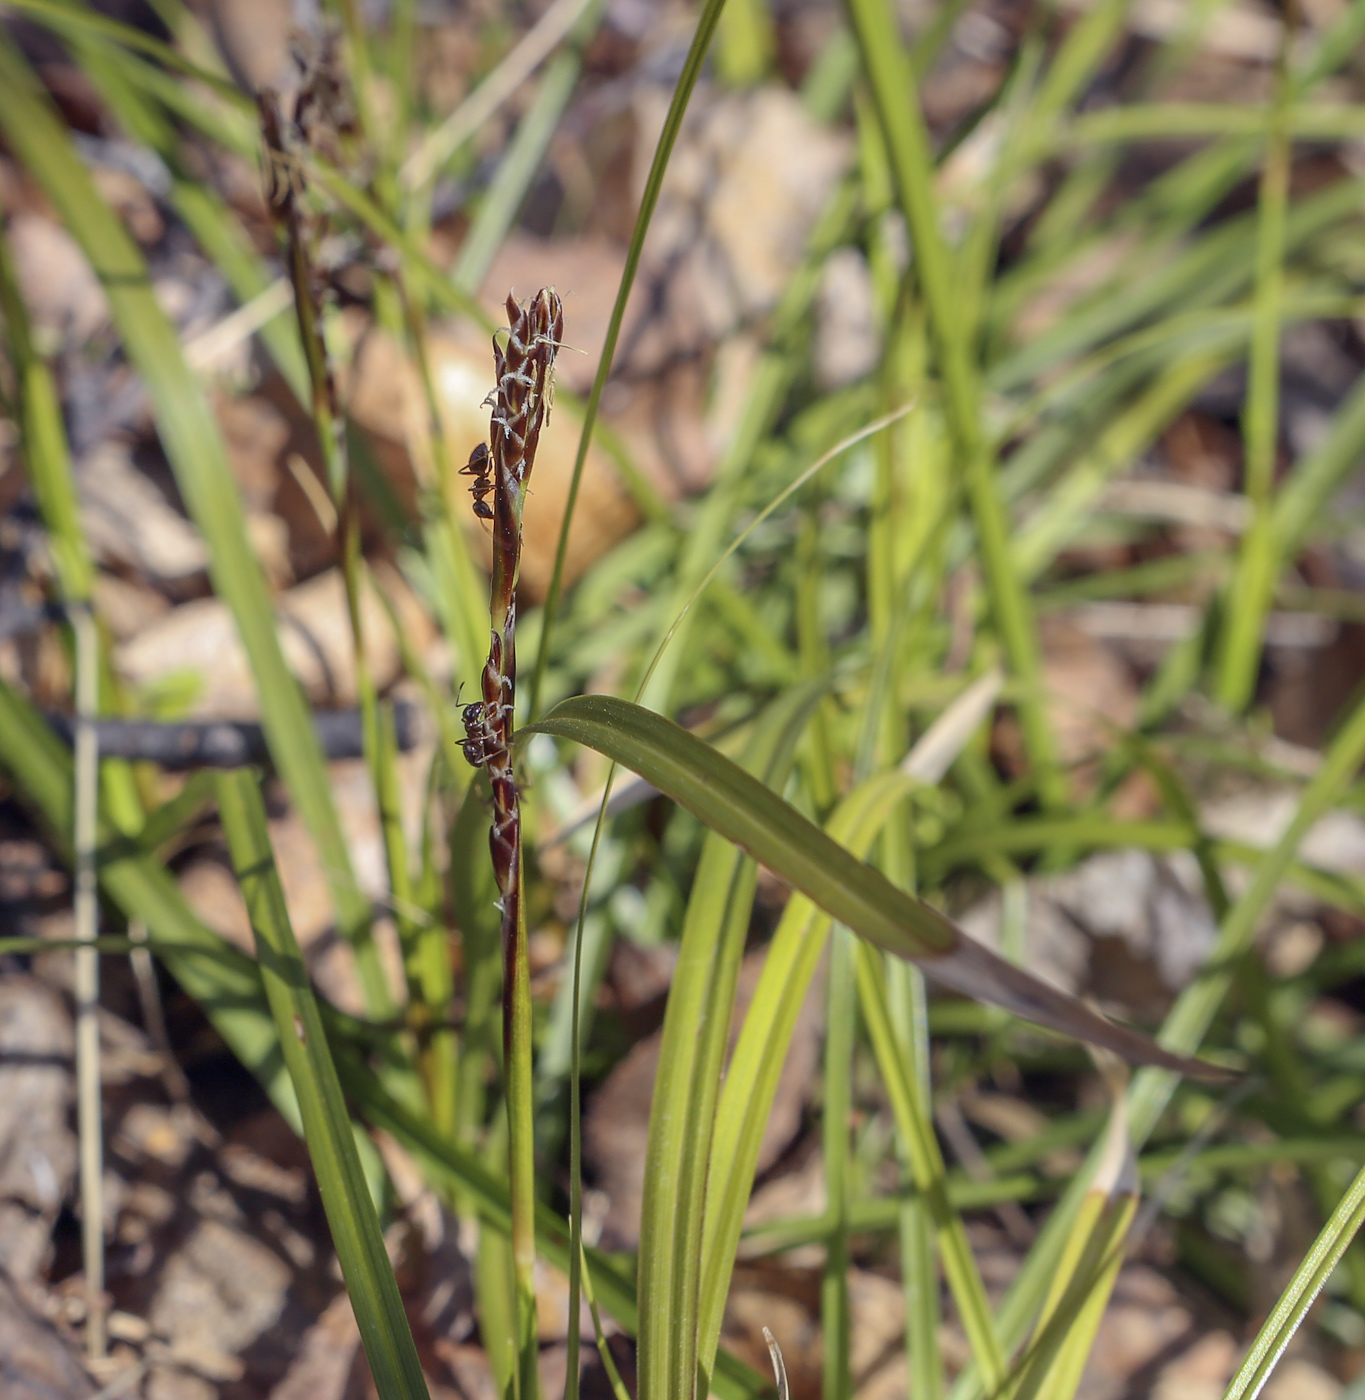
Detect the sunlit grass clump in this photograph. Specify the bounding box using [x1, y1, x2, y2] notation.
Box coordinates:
[1, 2, 1364, 1399]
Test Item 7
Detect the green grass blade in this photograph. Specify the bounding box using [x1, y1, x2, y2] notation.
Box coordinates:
[1067, 101, 1365, 144]
[1223, 1163, 1365, 1400]
[998, 291, 1351, 452]
[217, 770, 430, 1400]
[1005, 1092, 1137, 1400]
[0, 31, 393, 1019]
[856, 942, 1007, 1388]
[0, 678, 295, 1112]
[699, 768, 916, 1372]
[452, 50, 579, 293]
[629, 188, 866, 716]
[714, 0, 774, 86]
[527, 0, 728, 719]
[639, 683, 822, 1400]
[0, 233, 92, 603]
[7, 0, 250, 102]
[899, 1168, 942, 1400]
[993, 0, 1365, 356]
[926, 817, 1191, 873]
[476, 1208, 518, 1400]
[1132, 683, 1365, 1139]
[374, 705, 425, 1014]
[856, 293, 955, 1394]
[1213, 14, 1294, 712]
[1272, 367, 1365, 559]
[402, 0, 599, 194]
[445, 771, 518, 1389]
[341, 1064, 773, 1400]
[528, 695, 1223, 1071]
[822, 923, 856, 1400]
[843, 0, 1059, 800]
[413, 768, 460, 1138]
[452, 0, 608, 294]
[304, 153, 489, 328]
[1011, 348, 1234, 581]
[615, 402, 904, 757]
[991, 178, 1361, 395]
[1027, 0, 1126, 129]
[949, 682, 1365, 1400]
[448, 775, 503, 1143]
[50, 6, 306, 395]
[540, 383, 902, 1156]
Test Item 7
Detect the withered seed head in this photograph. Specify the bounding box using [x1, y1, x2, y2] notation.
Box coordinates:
[489, 289, 565, 497]
[456, 291, 563, 530]
[461, 288, 561, 790]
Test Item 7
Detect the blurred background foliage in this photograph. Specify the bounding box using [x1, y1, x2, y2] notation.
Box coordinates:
[2, 0, 1365, 1398]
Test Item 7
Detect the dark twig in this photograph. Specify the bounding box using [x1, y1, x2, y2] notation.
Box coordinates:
[45, 702, 421, 769]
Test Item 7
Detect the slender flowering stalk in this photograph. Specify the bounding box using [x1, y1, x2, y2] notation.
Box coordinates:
[462, 287, 563, 1042]
[461, 287, 563, 1400]
[258, 85, 400, 1023]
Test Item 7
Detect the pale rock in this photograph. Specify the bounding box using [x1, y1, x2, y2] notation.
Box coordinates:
[0, 980, 75, 1282]
[92, 573, 170, 643]
[1262, 1357, 1341, 1400]
[115, 562, 430, 717]
[1151, 1331, 1238, 1400]
[640, 86, 850, 328]
[150, 1218, 291, 1375]
[78, 443, 208, 582]
[1201, 789, 1365, 879]
[266, 1292, 362, 1400]
[0, 1272, 95, 1399]
[7, 214, 107, 345]
[815, 248, 880, 390]
[848, 1270, 905, 1377]
[959, 847, 1218, 1001]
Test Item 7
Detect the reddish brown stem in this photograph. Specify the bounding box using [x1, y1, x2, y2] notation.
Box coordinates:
[459, 288, 562, 1400]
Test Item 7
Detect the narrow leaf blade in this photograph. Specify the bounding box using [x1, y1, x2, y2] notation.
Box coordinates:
[527, 695, 1225, 1078]
[217, 770, 431, 1400]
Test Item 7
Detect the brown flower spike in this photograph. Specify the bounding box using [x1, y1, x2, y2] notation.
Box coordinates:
[461, 289, 564, 1052]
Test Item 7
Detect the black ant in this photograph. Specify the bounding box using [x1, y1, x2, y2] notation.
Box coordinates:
[461, 699, 499, 769]
[460, 441, 494, 521]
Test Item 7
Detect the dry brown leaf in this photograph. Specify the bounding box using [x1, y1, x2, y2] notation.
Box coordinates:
[0, 979, 75, 1283]
[0, 1272, 95, 1400]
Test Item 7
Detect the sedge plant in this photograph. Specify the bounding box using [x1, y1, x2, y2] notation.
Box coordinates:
[4, 5, 1365, 1400]
[458, 287, 565, 1400]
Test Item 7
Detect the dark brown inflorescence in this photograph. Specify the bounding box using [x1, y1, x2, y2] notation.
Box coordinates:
[460, 289, 564, 1018]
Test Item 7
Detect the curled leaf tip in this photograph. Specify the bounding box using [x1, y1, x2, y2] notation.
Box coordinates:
[762, 1327, 789, 1400]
